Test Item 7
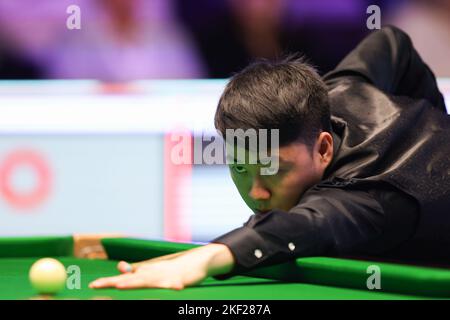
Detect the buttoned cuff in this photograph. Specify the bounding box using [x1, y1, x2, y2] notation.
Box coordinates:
[210, 226, 276, 280]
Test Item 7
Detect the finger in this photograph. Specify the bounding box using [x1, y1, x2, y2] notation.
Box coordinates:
[168, 280, 185, 291]
[116, 276, 185, 290]
[131, 252, 187, 270]
[159, 278, 185, 291]
[89, 273, 136, 289]
[117, 261, 133, 273]
[130, 259, 161, 271]
[116, 276, 148, 289]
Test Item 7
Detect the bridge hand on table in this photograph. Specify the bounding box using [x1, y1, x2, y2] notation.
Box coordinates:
[88, 244, 234, 290]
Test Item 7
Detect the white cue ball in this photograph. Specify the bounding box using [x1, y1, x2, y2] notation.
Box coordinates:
[29, 258, 67, 295]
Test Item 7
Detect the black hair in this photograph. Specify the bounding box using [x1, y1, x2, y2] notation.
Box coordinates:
[214, 55, 331, 150]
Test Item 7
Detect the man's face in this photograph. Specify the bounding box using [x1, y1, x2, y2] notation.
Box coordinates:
[229, 132, 333, 213]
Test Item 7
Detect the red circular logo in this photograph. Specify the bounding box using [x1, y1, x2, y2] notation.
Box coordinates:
[0, 149, 52, 210]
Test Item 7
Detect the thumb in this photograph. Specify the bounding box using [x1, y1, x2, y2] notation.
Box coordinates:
[117, 261, 134, 273]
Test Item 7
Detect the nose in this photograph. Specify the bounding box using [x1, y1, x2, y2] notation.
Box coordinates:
[249, 179, 271, 201]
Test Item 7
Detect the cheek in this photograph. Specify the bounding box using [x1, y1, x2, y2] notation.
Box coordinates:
[270, 182, 302, 211]
[280, 180, 304, 199]
[277, 170, 317, 198]
[230, 173, 252, 198]
[269, 176, 301, 204]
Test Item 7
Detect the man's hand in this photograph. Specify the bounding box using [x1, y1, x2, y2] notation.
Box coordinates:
[88, 244, 234, 290]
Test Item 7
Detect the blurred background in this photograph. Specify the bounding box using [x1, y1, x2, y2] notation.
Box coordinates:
[2, 0, 450, 80]
[0, 0, 449, 242]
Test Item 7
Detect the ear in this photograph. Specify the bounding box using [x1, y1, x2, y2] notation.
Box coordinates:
[315, 132, 334, 168]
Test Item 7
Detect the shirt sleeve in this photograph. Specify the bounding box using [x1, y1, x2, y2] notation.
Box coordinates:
[323, 25, 446, 113]
[210, 183, 392, 280]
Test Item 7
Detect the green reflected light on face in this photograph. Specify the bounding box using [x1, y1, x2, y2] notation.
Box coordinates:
[229, 155, 293, 213]
[228, 142, 321, 213]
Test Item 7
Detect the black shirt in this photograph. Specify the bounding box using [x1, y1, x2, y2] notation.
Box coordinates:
[211, 26, 450, 279]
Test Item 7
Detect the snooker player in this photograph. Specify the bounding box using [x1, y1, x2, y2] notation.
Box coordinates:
[90, 26, 450, 290]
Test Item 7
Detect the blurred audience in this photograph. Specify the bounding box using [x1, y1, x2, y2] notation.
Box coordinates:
[0, 0, 205, 80]
[175, 0, 370, 77]
[0, 0, 448, 79]
[388, 0, 450, 77]
[0, 45, 41, 79]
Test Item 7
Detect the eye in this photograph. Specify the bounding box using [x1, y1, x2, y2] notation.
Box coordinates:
[232, 165, 247, 174]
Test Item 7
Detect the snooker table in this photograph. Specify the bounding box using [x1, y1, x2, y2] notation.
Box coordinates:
[1, 235, 450, 300]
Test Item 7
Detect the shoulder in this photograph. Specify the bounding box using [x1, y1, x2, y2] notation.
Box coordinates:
[322, 25, 413, 90]
[290, 181, 385, 216]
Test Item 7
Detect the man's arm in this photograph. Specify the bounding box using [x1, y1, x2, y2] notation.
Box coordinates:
[90, 185, 386, 289]
[323, 26, 446, 113]
[211, 184, 418, 279]
[89, 183, 418, 288]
